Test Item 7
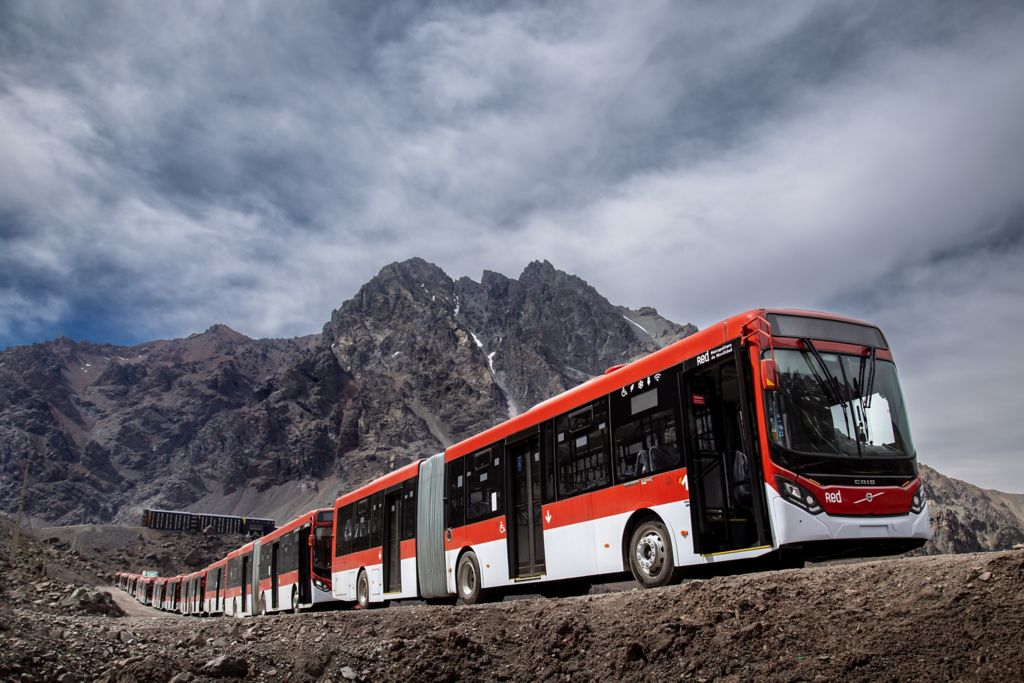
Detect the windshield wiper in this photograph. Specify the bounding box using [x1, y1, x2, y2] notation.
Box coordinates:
[852, 346, 880, 446]
[801, 338, 857, 454]
[863, 346, 877, 409]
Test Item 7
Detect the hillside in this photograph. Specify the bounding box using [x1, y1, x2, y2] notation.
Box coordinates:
[1, 518, 1022, 682]
[921, 464, 1024, 554]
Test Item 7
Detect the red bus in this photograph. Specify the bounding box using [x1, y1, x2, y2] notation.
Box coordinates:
[255, 508, 337, 614]
[141, 576, 156, 606]
[203, 559, 228, 615]
[331, 308, 929, 605]
[223, 542, 256, 617]
[332, 463, 420, 608]
[163, 576, 183, 612]
[181, 570, 204, 615]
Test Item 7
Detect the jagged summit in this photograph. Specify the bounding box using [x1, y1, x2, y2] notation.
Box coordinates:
[197, 324, 250, 341]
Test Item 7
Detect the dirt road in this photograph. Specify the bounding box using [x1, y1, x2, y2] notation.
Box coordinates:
[100, 584, 176, 619]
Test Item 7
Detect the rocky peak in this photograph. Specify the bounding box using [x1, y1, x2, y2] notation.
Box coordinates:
[195, 324, 250, 343]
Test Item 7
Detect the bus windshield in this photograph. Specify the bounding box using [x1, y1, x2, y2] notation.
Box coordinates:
[764, 348, 915, 459]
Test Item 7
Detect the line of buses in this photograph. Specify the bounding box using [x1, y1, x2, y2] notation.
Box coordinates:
[116, 309, 932, 614]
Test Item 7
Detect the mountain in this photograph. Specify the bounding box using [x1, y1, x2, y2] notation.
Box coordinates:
[1, 257, 1021, 558]
[0, 259, 688, 525]
[0, 325, 321, 524]
[920, 464, 1024, 554]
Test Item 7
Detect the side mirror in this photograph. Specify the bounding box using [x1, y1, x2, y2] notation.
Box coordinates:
[761, 358, 779, 391]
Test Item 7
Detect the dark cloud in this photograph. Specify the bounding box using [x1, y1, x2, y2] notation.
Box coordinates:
[2, 0, 1023, 487]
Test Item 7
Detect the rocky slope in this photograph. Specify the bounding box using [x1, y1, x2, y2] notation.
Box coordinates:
[921, 465, 1024, 555]
[0, 326, 323, 525]
[0, 259, 688, 526]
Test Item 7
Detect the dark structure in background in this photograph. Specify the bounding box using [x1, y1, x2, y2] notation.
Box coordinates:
[143, 508, 275, 536]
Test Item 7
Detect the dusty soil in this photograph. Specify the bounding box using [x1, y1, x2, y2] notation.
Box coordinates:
[1, 519, 1022, 682]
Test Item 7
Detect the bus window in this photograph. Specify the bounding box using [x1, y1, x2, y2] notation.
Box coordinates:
[355, 499, 370, 551]
[555, 397, 610, 497]
[369, 492, 384, 548]
[401, 479, 417, 540]
[611, 373, 682, 481]
[447, 457, 466, 528]
[466, 447, 504, 522]
[336, 504, 353, 556]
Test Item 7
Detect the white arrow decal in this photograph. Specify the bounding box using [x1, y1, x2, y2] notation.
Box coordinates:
[545, 510, 552, 525]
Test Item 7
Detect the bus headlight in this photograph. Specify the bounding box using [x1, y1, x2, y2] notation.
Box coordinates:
[910, 482, 926, 514]
[776, 476, 823, 515]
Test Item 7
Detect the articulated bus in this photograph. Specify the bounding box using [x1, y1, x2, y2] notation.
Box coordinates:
[330, 308, 930, 606]
[255, 508, 337, 614]
[118, 308, 930, 612]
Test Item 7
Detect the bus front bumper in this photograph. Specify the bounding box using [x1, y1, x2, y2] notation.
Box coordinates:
[769, 487, 931, 559]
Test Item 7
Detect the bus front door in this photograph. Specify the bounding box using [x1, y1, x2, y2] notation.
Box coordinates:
[681, 344, 769, 555]
[270, 542, 279, 609]
[298, 526, 312, 604]
[384, 489, 402, 593]
[508, 436, 546, 578]
[241, 555, 250, 613]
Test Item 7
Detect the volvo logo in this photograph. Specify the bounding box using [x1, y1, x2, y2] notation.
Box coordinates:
[854, 479, 877, 486]
[853, 492, 885, 505]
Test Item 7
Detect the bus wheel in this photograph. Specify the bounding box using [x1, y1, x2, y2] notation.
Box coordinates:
[456, 551, 489, 605]
[628, 520, 678, 588]
[356, 570, 371, 610]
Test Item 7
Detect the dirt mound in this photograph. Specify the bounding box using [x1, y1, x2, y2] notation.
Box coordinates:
[2, 527, 1023, 682]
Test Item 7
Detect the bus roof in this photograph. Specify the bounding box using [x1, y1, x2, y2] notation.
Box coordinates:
[334, 460, 421, 509]
[225, 541, 255, 560]
[259, 508, 331, 543]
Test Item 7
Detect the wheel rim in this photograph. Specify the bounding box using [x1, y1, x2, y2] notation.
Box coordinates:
[635, 530, 665, 577]
[358, 575, 368, 606]
[460, 560, 477, 596]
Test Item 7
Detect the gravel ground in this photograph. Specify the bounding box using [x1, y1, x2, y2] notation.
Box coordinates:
[1, 519, 1022, 682]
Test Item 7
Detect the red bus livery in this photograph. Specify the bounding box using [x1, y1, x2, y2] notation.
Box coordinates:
[255, 508, 338, 614]
[116, 308, 930, 612]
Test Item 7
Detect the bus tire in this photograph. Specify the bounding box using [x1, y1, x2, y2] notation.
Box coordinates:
[356, 570, 371, 610]
[628, 520, 679, 588]
[456, 551, 489, 605]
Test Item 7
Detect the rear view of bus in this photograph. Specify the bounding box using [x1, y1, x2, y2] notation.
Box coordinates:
[753, 311, 931, 560]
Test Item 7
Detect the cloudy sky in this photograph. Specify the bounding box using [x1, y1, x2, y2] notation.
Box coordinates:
[2, 1, 1023, 490]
